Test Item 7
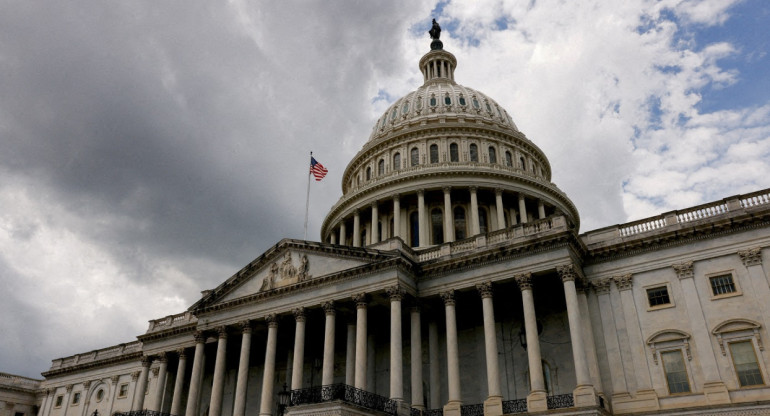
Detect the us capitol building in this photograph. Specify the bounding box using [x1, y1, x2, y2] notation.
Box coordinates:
[3, 22, 770, 416]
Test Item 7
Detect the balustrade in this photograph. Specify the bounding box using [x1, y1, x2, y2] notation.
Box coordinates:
[289, 384, 397, 415]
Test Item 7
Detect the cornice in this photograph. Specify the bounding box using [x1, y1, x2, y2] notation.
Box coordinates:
[41, 351, 143, 378]
[137, 323, 197, 343]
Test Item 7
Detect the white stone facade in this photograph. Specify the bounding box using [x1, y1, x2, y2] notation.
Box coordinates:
[4, 29, 770, 416]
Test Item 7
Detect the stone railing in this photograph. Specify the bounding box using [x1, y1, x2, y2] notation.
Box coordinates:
[147, 311, 196, 333]
[289, 384, 396, 415]
[49, 341, 142, 371]
[585, 188, 770, 244]
[547, 393, 574, 409]
[502, 398, 527, 414]
[0, 372, 41, 389]
[417, 216, 566, 262]
[113, 411, 174, 416]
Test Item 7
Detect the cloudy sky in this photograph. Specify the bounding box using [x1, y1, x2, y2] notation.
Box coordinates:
[1, 0, 768, 378]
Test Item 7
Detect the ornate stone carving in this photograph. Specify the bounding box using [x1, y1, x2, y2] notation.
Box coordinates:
[240, 320, 253, 333]
[216, 326, 228, 339]
[593, 278, 612, 295]
[265, 313, 279, 328]
[297, 254, 311, 282]
[556, 264, 577, 282]
[613, 274, 634, 291]
[110, 375, 119, 385]
[738, 247, 763, 267]
[293, 307, 306, 322]
[515, 273, 532, 291]
[386, 285, 406, 301]
[175, 348, 186, 358]
[352, 293, 367, 308]
[476, 281, 493, 299]
[261, 263, 279, 291]
[440, 290, 455, 306]
[151, 368, 160, 378]
[83, 380, 91, 389]
[156, 352, 167, 363]
[322, 301, 336, 316]
[131, 371, 140, 381]
[672, 261, 694, 280]
[194, 331, 206, 343]
[66, 384, 73, 392]
[281, 252, 296, 281]
[141, 356, 152, 367]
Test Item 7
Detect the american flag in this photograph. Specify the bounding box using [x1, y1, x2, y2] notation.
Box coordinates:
[310, 157, 328, 181]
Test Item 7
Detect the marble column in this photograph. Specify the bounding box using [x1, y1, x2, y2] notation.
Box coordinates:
[37, 390, 49, 416]
[232, 322, 253, 416]
[259, 314, 279, 416]
[576, 287, 604, 397]
[330, 232, 337, 244]
[371, 202, 379, 244]
[556, 265, 596, 407]
[537, 200, 546, 219]
[340, 222, 347, 246]
[515, 273, 546, 411]
[208, 327, 229, 416]
[739, 248, 770, 327]
[353, 293, 368, 390]
[410, 305, 424, 410]
[353, 211, 361, 247]
[428, 321, 441, 410]
[593, 279, 628, 397]
[418, 190, 427, 247]
[495, 189, 505, 230]
[470, 187, 480, 235]
[673, 262, 730, 403]
[346, 323, 356, 385]
[393, 195, 401, 239]
[477, 282, 502, 415]
[322, 302, 336, 386]
[150, 353, 168, 412]
[518, 194, 528, 224]
[107, 376, 119, 416]
[443, 187, 454, 242]
[614, 274, 659, 408]
[132, 357, 151, 410]
[291, 308, 307, 390]
[387, 285, 405, 401]
[441, 290, 462, 414]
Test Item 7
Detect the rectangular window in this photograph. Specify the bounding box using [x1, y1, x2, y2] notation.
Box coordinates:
[661, 350, 691, 394]
[55, 396, 63, 407]
[118, 383, 129, 398]
[71, 392, 81, 405]
[730, 341, 764, 387]
[647, 286, 671, 307]
[710, 274, 737, 296]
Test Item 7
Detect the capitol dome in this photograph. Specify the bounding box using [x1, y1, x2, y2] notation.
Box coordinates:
[321, 36, 579, 248]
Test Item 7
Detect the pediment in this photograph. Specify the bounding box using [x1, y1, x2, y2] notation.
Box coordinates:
[712, 319, 761, 335]
[190, 240, 393, 311]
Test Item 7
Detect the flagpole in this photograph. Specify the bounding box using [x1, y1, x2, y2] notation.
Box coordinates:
[303, 151, 312, 240]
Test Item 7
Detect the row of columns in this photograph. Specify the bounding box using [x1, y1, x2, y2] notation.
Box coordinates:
[128, 267, 595, 416]
[332, 188, 549, 248]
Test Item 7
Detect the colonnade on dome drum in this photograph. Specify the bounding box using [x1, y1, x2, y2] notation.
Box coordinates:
[323, 185, 562, 248]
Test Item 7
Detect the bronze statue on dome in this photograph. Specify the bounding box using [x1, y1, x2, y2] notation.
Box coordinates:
[428, 19, 443, 50]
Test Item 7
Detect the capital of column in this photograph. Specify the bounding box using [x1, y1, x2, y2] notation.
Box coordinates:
[216, 326, 228, 339]
[476, 281, 493, 299]
[386, 284, 406, 301]
[151, 367, 160, 377]
[443, 186, 452, 193]
[131, 371, 141, 381]
[556, 264, 578, 282]
[83, 380, 91, 389]
[593, 278, 612, 295]
[322, 301, 336, 316]
[240, 320, 253, 334]
[353, 293, 368, 308]
[66, 384, 73, 392]
[738, 247, 763, 267]
[293, 307, 306, 322]
[672, 261, 694, 279]
[392, 194, 400, 202]
[156, 352, 167, 363]
[469, 186, 478, 193]
[194, 330, 206, 343]
[111, 375, 120, 385]
[141, 356, 152, 367]
[265, 313, 279, 328]
[494, 188, 503, 197]
[418, 190, 425, 197]
[515, 272, 533, 291]
[440, 290, 455, 306]
[613, 274, 633, 291]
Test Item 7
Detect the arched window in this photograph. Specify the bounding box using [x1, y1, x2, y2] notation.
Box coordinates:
[454, 206, 466, 240]
[430, 144, 439, 164]
[431, 208, 444, 244]
[505, 151, 513, 167]
[479, 208, 488, 234]
[519, 156, 526, 169]
[393, 153, 401, 170]
[450, 143, 459, 162]
[378, 159, 385, 175]
[366, 167, 371, 181]
[410, 211, 420, 247]
[411, 147, 419, 167]
[488, 146, 497, 164]
[469, 144, 479, 162]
